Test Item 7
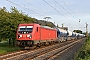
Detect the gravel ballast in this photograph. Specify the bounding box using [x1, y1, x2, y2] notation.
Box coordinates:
[52, 38, 86, 60]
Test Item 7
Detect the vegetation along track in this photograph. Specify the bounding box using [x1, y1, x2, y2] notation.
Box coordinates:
[0, 39, 84, 60]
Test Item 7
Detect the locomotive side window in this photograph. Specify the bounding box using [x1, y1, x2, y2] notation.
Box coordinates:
[37, 27, 38, 32]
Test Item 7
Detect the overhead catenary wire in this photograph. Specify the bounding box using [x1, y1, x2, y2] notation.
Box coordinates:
[54, 0, 84, 27]
[25, 0, 48, 16]
[53, 0, 77, 20]
[42, 0, 70, 20]
[42, 0, 85, 30]
[54, 0, 84, 29]
[6, 0, 44, 17]
[61, 0, 79, 19]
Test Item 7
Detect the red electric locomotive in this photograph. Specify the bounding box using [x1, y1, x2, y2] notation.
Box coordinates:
[16, 23, 57, 47]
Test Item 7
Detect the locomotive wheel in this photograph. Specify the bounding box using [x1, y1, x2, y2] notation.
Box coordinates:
[36, 43, 41, 47]
[27, 41, 34, 47]
[15, 41, 20, 47]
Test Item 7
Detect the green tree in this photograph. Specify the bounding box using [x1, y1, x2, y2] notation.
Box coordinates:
[0, 7, 36, 41]
[0, 7, 55, 42]
[73, 30, 82, 34]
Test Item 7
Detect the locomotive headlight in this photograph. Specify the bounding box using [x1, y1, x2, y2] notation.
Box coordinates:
[18, 35, 20, 38]
[27, 34, 32, 38]
[30, 34, 32, 38]
[20, 35, 22, 37]
[18, 35, 22, 38]
[27, 35, 30, 37]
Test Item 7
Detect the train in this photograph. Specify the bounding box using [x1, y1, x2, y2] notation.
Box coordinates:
[16, 23, 85, 48]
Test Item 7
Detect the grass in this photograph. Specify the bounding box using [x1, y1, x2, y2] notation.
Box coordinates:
[75, 36, 90, 60]
[0, 41, 20, 54]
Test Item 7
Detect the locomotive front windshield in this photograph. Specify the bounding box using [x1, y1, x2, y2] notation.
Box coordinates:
[18, 26, 33, 34]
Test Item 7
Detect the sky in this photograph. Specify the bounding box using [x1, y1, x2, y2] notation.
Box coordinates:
[0, 0, 90, 33]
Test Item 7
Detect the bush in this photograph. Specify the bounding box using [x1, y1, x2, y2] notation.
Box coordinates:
[87, 50, 90, 55]
[77, 50, 86, 59]
[75, 36, 90, 60]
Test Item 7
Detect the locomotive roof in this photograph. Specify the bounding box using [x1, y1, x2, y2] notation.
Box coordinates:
[19, 23, 39, 26]
[40, 26, 54, 30]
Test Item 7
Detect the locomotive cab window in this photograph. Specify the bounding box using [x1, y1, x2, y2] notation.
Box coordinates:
[18, 26, 33, 34]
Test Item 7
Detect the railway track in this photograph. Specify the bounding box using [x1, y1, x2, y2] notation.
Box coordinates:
[26, 39, 82, 60]
[0, 39, 83, 60]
